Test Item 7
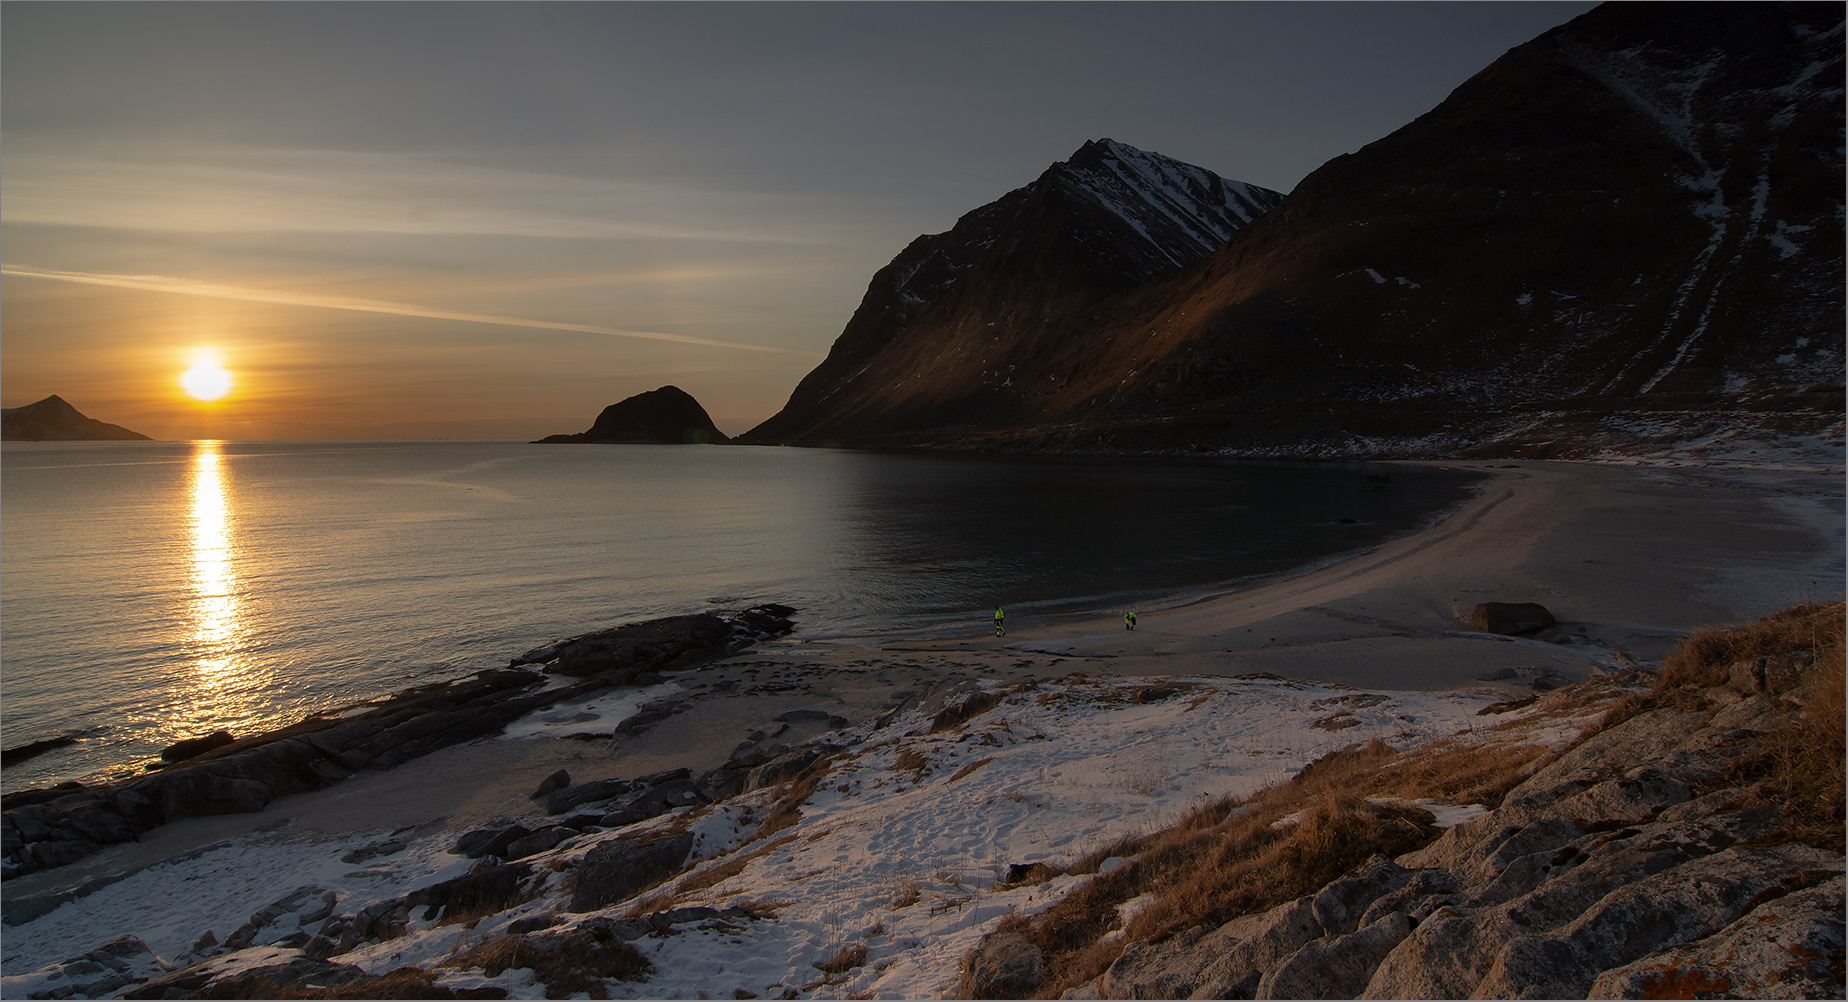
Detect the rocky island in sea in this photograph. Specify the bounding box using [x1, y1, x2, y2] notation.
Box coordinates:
[1, 396, 152, 442]
[534, 385, 731, 445]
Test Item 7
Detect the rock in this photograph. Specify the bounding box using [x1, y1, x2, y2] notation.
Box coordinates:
[1587, 873, 1846, 999]
[0, 934, 169, 1001]
[746, 745, 840, 791]
[570, 829, 696, 912]
[341, 838, 406, 864]
[1311, 854, 1414, 936]
[504, 826, 576, 860]
[534, 385, 733, 445]
[530, 768, 571, 800]
[223, 886, 338, 950]
[1, 735, 79, 767]
[125, 951, 373, 999]
[1102, 896, 1321, 999]
[958, 931, 1043, 998]
[1471, 844, 1846, 999]
[1257, 911, 1414, 999]
[775, 709, 834, 724]
[404, 862, 534, 921]
[545, 777, 637, 815]
[1468, 602, 1557, 636]
[159, 729, 237, 763]
[1727, 649, 1817, 696]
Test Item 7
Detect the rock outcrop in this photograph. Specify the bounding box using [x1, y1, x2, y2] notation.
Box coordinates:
[1051, 639, 1843, 999]
[1, 395, 152, 442]
[534, 385, 730, 444]
[0, 606, 796, 887]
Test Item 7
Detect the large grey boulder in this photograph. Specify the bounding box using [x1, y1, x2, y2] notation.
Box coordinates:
[1588, 873, 1846, 999]
[1468, 602, 1556, 635]
[570, 829, 696, 912]
[960, 931, 1044, 998]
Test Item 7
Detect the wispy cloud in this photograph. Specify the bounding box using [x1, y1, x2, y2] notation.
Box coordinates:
[0, 142, 878, 245]
[1, 264, 804, 353]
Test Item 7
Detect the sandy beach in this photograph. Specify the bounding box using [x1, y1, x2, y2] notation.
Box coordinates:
[4, 456, 1842, 993]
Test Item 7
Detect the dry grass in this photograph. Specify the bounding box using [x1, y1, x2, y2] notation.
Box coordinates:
[1374, 738, 1552, 809]
[813, 943, 869, 974]
[752, 753, 839, 842]
[894, 748, 933, 781]
[932, 690, 1005, 732]
[994, 739, 1451, 997]
[948, 756, 997, 783]
[1660, 601, 1839, 692]
[444, 930, 652, 999]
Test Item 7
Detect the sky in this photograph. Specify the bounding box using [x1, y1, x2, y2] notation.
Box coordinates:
[2, 1, 1596, 441]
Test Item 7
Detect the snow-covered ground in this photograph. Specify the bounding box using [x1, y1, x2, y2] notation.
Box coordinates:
[4, 671, 1556, 999]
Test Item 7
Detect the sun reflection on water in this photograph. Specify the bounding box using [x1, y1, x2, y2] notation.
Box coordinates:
[183, 441, 259, 731]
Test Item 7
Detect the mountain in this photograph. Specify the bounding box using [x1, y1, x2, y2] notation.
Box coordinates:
[1, 395, 153, 441]
[745, 3, 1844, 457]
[535, 385, 731, 444]
[742, 139, 1284, 446]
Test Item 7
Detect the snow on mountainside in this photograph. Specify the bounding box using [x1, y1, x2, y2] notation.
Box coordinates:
[746, 3, 1843, 459]
[743, 141, 1283, 445]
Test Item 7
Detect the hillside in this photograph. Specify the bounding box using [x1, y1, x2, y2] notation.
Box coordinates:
[744, 3, 1845, 457]
[1, 396, 152, 442]
[742, 139, 1283, 446]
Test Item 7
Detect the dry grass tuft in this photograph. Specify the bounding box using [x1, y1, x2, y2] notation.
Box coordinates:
[751, 753, 839, 841]
[445, 931, 652, 999]
[813, 943, 869, 974]
[1660, 600, 1839, 695]
[1376, 738, 1551, 809]
[948, 756, 997, 783]
[932, 690, 1005, 732]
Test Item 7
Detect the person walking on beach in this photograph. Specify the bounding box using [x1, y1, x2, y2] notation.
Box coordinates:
[1125, 611, 1137, 631]
[995, 607, 1006, 637]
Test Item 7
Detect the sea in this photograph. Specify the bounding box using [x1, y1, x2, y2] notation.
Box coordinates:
[0, 441, 1482, 794]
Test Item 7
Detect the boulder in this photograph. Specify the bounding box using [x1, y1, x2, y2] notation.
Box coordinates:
[160, 729, 237, 763]
[530, 768, 571, 800]
[1587, 873, 1846, 999]
[959, 932, 1043, 998]
[504, 826, 576, 860]
[1257, 911, 1414, 999]
[404, 862, 534, 921]
[545, 777, 637, 815]
[570, 830, 696, 912]
[1468, 602, 1557, 636]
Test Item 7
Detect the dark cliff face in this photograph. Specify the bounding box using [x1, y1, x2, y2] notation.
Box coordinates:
[745, 3, 1844, 456]
[1, 395, 153, 441]
[535, 385, 731, 444]
[741, 140, 1285, 446]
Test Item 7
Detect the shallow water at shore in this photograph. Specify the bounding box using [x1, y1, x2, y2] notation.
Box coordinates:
[1, 441, 1480, 791]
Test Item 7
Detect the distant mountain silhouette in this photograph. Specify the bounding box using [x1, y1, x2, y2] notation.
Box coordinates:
[744, 3, 1843, 457]
[1, 395, 153, 441]
[535, 385, 731, 444]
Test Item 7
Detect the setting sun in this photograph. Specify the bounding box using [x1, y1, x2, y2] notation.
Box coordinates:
[180, 359, 233, 401]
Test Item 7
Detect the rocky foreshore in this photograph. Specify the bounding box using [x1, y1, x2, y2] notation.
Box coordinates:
[1, 599, 1839, 1000]
[0, 605, 797, 891]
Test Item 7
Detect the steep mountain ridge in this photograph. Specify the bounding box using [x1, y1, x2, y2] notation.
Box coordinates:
[743, 140, 1284, 445]
[746, 2, 1844, 457]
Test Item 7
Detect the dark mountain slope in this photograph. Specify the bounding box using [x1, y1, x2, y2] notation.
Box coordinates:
[742, 140, 1283, 445]
[746, 2, 1843, 457]
[1, 395, 153, 441]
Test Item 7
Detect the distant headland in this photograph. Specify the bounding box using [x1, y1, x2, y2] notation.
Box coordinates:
[533, 385, 730, 444]
[1, 395, 152, 442]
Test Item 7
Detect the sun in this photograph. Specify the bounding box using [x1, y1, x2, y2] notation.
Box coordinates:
[181, 359, 234, 401]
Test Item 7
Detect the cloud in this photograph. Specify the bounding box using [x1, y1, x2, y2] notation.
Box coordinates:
[0, 142, 877, 244]
[1, 264, 806, 354]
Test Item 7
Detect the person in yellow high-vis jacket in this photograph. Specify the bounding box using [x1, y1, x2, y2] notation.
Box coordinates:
[994, 607, 1006, 637]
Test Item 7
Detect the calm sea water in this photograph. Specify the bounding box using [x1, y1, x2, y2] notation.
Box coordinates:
[1, 441, 1480, 792]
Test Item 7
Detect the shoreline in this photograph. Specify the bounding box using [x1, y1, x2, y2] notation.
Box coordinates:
[2, 456, 1842, 980]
